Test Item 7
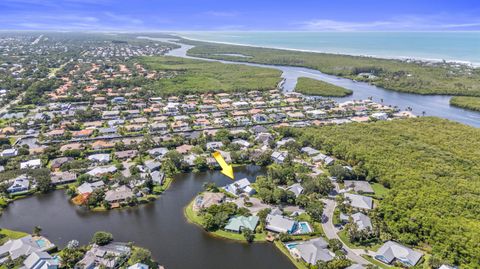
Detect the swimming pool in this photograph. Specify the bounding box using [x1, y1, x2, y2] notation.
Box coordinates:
[285, 243, 298, 250]
[293, 222, 313, 234]
[36, 239, 47, 248]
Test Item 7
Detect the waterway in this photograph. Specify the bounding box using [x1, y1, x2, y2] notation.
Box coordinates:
[141, 36, 480, 128]
[0, 166, 295, 269]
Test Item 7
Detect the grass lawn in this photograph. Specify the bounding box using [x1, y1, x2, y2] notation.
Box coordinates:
[153, 177, 174, 194]
[184, 199, 266, 242]
[361, 255, 400, 269]
[332, 208, 341, 226]
[370, 182, 390, 199]
[337, 230, 382, 251]
[140, 56, 282, 96]
[295, 77, 352, 97]
[0, 228, 28, 244]
[274, 241, 309, 269]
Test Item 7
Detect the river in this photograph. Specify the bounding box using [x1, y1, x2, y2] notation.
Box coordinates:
[140, 36, 480, 128]
[0, 166, 294, 269]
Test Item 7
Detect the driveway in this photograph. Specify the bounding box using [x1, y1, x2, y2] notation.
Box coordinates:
[321, 198, 372, 265]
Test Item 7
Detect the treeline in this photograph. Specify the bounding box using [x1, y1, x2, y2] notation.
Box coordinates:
[185, 40, 480, 96]
[450, 96, 480, 112]
[282, 117, 480, 267]
[295, 77, 352, 97]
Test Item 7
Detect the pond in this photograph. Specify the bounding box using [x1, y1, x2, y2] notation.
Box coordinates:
[0, 166, 295, 269]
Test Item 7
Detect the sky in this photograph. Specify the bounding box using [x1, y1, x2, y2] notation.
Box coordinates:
[1, 0, 480, 31]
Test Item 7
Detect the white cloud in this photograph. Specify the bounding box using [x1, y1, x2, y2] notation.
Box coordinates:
[299, 14, 480, 31]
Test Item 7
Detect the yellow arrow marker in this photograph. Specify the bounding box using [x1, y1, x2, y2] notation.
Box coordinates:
[212, 151, 234, 179]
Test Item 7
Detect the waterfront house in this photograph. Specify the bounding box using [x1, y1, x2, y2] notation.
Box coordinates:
[104, 185, 134, 203]
[98, 127, 117, 135]
[344, 193, 374, 210]
[193, 192, 225, 212]
[76, 242, 131, 269]
[224, 215, 259, 233]
[144, 160, 161, 172]
[128, 263, 149, 269]
[91, 140, 114, 150]
[72, 129, 94, 138]
[223, 178, 255, 197]
[7, 175, 30, 193]
[77, 181, 105, 194]
[51, 171, 77, 185]
[375, 241, 423, 267]
[23, 251, 59, 269]
[265, 214, 297, 234]
[289, 238, 334, 265]
[150, 171, 165, 185]
[60, 142, 83, 152]
[20, 159, 42, 169]
[0, 235, 55, 261]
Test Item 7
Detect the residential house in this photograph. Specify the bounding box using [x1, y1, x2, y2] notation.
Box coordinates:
[0, 148, 18, 157]
[344, 193, 374, 210]
[0, 235, 55, 261]
[232, 139, 251, 149]
[20, 159, 41, 169]
[266, 213, 297, 234]
[223, 178, 255, 197]
[76, 242, 131, 269]
[114, 150, 138, 160]
[206, 141, 223, 151]
[77, 181, 105, 194]
[87, 154, 110, 164]
[224, 216, 259, 233]
[286, 183, 304, 198]
[104, 185, 134, 203]
[50, 157, 73, 170]
[147, 147, 169, 159]
[193, 192, 225, 212]
[344, 181, 374, 194]
[23, 251, 59, 269]
[271, 151, 288, 164]
[50, 171, 77, 185]
[86, 166, 117, 177]
[176, 144, 193, 154]
[375, 241, 423, 267]
[7, 175, 30, 193]
[351, 212, 373, 231]
[91, 140, 114, 150]
[301, 147, 320, 156]
[289, 238, 334, 265]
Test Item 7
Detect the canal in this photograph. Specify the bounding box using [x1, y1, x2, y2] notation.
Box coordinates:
[0, 166, 295, 269]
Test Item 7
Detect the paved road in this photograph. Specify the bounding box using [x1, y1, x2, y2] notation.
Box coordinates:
[322, 195, 372, 265]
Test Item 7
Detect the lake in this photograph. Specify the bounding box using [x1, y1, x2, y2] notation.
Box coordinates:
[0, 166, 295, 269]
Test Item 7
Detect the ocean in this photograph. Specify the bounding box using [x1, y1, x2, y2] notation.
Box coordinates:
[178, 31, 480, 66]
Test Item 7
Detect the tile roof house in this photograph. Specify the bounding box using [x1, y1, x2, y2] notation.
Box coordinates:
[289, 238, 334, 265]
[50, 157, 73, 170]
[76, 242, 131, 269]
[175, 144, 193, 154]
[114, 150, 138, 160]
[224, 216, 259, 233]
[375, 241, 423, 267]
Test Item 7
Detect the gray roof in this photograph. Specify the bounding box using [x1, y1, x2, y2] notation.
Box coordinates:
[23, 251, 58, 269]
[344, 193, 373, 210]
[351, 212, 373, 231]
[294, 238, 334, 264]
[344, 180, 374, 193]
[104, 185, 134, 202]
[375, 241, 423, 266]
[286, 183, 304, 197]
[265, 214, 296, 233]
[0, 235, 47, 260]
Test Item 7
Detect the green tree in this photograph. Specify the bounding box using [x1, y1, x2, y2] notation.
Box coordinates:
[91, 231, 113, 246]
[241, 228, 255, 243]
